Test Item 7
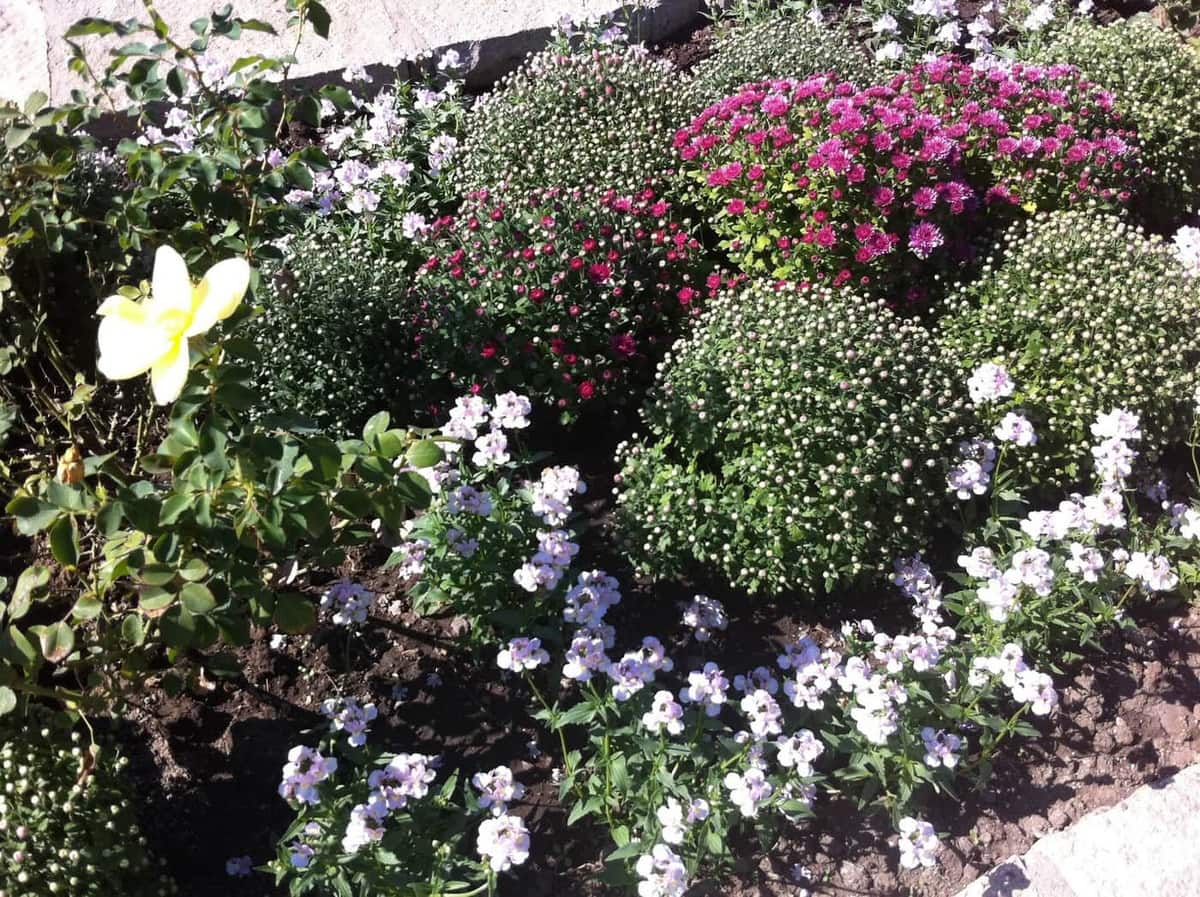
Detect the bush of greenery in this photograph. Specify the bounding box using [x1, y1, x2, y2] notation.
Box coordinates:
[249, 227, 417, 434]
[0, 711, 175, 897]
[406, 185, 713, 421]
[676, 57, 1135, 294]
[686, 13, 879, 112]
[614, 279, 972, 595]
[1037, 16, 1200, 217]
[453, 46, 686, 197]
[936, 208, 1200, 485]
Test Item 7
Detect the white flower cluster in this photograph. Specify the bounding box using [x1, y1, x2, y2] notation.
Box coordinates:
[477, 814, 531, 872]
[342, 753, 440, 854]
[471, 765, 526, 815]
[320, 696, 379, 748]
[278, 746, 339, 806]
[320, 580, 375, 627]
[440, 392, 532, 468]
[1173, 225, 1200, 278]
[680, 594, 728, 642]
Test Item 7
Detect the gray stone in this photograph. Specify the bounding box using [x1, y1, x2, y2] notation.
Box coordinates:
[954, 764, 1200, 897]
[2, 0, 702, 108]
[0, 0, 50, 104]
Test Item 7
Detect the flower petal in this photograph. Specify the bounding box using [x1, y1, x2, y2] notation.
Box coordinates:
[186, 257, 250, 337]
[149, 338, 190, 405]
[150, 246, 194, 314]
[96, 311, 171, 381]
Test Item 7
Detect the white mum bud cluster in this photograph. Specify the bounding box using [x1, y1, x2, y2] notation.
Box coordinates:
[454, 46, 686, 196]
[251, 227, 415, 435]
[0, 718, 176, 897]
[615, 278, 970, 594]
[937, 208, 1200, 485]
[686, 13, 878, 113]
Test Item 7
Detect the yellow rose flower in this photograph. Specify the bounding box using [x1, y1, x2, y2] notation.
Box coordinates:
[96, 246, 250, 404]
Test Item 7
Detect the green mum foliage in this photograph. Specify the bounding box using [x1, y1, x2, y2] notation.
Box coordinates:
[0, 712, 176, 897]
[936, 208, 1200, 485]
[249, 227, 417, 435]
[615, 279, 971, 595]
[453, 46, 686, 196]
[1038, 16, 1200, 217]
[685, 13, 879, 113]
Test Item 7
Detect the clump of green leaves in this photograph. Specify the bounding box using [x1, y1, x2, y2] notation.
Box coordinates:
[453, 45, 686, 197]
[686, 12, 878, 112]
[2, 287, 443, 715]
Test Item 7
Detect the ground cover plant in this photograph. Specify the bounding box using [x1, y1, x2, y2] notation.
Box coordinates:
[3, 2, 1200, 897]
[684, 12, 879, 113]
[452, 44, 686, 198]
[614, 278, 972, 594]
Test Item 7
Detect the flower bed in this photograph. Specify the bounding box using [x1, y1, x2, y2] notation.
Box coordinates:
[2, 4, 1199, 897]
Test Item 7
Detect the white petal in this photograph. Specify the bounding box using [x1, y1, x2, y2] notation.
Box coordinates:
[96, 311, 171, 381]
[149, 339, 190, 404]
[186, 257, 250, 337]
[150, 246, 194, 314]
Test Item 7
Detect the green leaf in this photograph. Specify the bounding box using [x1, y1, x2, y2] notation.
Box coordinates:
[4, 123, 34, 150]
[139, 587, 175, 613]
[307, 1, 332, 38]
[0, 625, 37, 669]
[49, 516, 80, 566]
[273, 592, 316, 633]
[180, 582, 217, 615]
[23, 90, 48, 116]
[7, 495, 60, 535]
[37, 621, 75, 663]
[47, 481, 87, 512]
[72, 594, 102, 621]
[406, 440, 443, 469]
[11, 566, 51, 620]
[0, 686, 16, 715]
[121, 613, 146, 646]
[362, 410, 390, 444]
[605, 841, 643, 862]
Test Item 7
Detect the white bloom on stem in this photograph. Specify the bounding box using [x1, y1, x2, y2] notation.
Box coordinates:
[723, 767, 773, 817]
[476, 814, 530, 872]
[994, 412, 1037, 447]
[897, 817, 940, 869]
[635, 843, 688, 897]
[472, 766, 525, 815]
[642, 690, 686, 736]
[496, 637, 550, 672]
[967, 362, 1015, 404]
[96, 246, 250, 404]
